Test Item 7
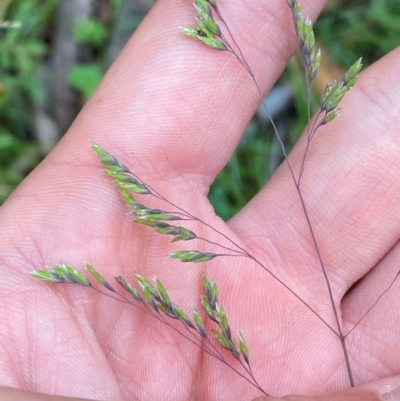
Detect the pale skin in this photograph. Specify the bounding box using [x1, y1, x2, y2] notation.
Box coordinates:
[1, 0, 400, 400]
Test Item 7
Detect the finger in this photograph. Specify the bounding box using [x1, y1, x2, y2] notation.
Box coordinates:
[252, 375, 400, 401]
[29, 0, 328, 195]
[231, 46, 400, 297]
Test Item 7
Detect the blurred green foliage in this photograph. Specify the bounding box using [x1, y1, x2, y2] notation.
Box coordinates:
[0, 0, 57, 203]
[68, 18, 108, 100]
[67, 63, 103, 101]
[1, 0, 400, 215]
[74, 18, 108, 47]
[316, 0, 400, 66]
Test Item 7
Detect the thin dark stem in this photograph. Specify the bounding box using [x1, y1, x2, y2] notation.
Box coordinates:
[215, 24, 341, 341]
[210, 253, 244, 258]
[93, 281, 269, 395]
[244, 61, 300, 192]
[298, 71, 320, 184]
[306, 74, 312, 136]
[214, 6, 251, 74]
[297, 137, 312, 185]
[190, 329, 225, 360]
[345, 269, 400, 338]
[309, 112, 326, 142]
[297, 110, 325, 185]
[294, 180, 354, 386]
[212, 4, 294, 176]
[237, 358, 265, 394]
[225, 46, 253, 76]
[133, 178, 252, 256]
[340, 338, 355, 386]
[200, 333, 267, 395]
[130, 178, 336, 334]
[219, 23, 356, 384]
[87, 286, 161, 320]
[247, 254, 337, 336]
[294, 65, 355, 387]
[216, 357, 269, 395]
[194, 236, 248, 255]
[164, 205, 251, 256]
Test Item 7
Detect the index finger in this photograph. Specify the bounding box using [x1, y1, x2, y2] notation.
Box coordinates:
[42, 0, 328, 193]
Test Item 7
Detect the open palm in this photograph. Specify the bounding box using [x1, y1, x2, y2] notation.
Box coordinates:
[1, 0, 400, 400]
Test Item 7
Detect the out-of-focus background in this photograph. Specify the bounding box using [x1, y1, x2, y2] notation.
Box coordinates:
[1, 0, 399, 219]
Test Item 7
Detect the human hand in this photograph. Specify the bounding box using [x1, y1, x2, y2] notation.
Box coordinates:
[1, 376, 399, 401]
[1, 0, 400, 400]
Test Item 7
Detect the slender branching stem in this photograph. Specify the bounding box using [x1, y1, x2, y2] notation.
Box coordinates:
[213, 6, 251, 73]
[91, 280, 269, 394]
[294, 185, 354, 386]
[345, 269, 400, 338]
[120, 163, 336, 334]
[194, 236, 248, 255]
[214, 6, 355, 384]
[247, 254, 337, 336]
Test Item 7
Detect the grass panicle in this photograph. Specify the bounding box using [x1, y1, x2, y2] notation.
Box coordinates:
[29, 0, 399, 396]
[30, 264, 266, 394]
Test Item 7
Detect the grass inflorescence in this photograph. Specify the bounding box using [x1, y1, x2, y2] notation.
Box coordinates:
[31, 263, 266, 394]
[30, 0, 400, 396]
